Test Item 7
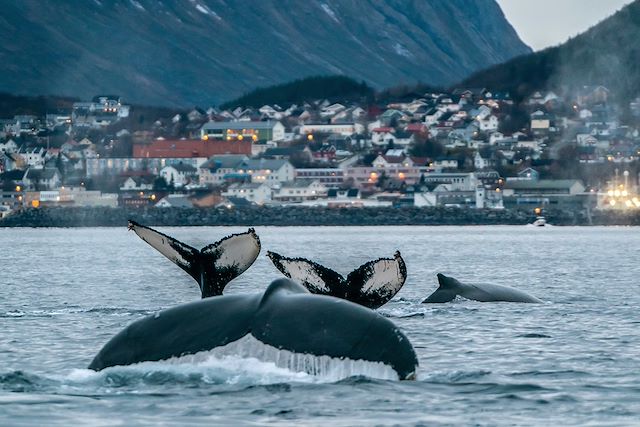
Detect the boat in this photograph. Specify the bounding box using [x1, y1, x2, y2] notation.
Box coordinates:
[531, 216, 547, 227]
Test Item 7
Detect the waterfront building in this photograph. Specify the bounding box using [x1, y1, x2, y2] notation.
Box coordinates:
[200, 121, 285, 142]
[295, 168, 345, 187]
[222, 182, 272, 205]
[272, 179, 327, 203]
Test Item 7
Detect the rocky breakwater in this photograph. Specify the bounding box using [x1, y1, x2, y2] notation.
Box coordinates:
[0, 206, 617, 227]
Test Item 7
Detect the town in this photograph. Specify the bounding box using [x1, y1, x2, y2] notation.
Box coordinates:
[2, 87, 640, 221]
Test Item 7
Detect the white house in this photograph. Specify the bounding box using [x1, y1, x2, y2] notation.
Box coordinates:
[16, 147, 47, 169]
[474, 152, 493, 170]
[476, 114, 499, 131]
[273, 179, 327, 203]
[120, 176, 155, 191]
[160, 163, 198, 187]
[222, 182, 272, 205]
[422, 172, 477, 191]
[23, 167, 61, 190]
[237, 158, 295, 184]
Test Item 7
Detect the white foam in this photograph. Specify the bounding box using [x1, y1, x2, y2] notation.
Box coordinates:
[166, 335, 399, 382]
[72, 335, 398, 385]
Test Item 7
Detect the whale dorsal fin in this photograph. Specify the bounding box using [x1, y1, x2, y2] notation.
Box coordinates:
[266, 251, 345, 296]
[345, 251, 407, 309]
[422, 273, 459, 303]
[128, 220, 260, 298]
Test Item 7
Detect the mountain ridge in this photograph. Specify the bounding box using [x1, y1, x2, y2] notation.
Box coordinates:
[457, 0, 640, 102]
[0, 0, 530, 107]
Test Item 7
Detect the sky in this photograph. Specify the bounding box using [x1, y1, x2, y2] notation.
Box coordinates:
[496, 0, 634, 51]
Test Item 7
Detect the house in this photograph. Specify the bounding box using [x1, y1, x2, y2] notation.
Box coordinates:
[474, 152, 494, 170]
[273, 179, 327, 203]
[421, 172, 478, 191]
[432, 157, 459, 171]
[155, 194, 194, 208]
[160, 163, 198, 187]
[222, 182, 272, 205]
[502, 179, 587, 209]
[120, 175, 155, 191]
[517, 167, 540, 180]
[299, 123, 362, 137]
[295, 168, 345, 187]
[311, 144, 336, 162]
[86, 157, 206, 177]
[530, 110, 551, 132]
[236, 158, 295, 184]
[23, 167, 62, 190]
[0, 139, 18, 154]
[198, 155, 249, 186]
[476, 114, 499, 131]
[200, 120, 285, 142]
[16, 147, 47, 169]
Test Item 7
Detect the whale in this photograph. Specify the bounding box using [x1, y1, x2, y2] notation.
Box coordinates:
[266, 251, 407, 309]
[88, 278, 419, 380]
[128, 220, 261, 298]
[423, 273, 543, 303]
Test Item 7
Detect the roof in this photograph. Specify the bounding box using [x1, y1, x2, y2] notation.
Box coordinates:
[0, 169, 27, 181]
[281, 179, 319, 188]
[228, 182, 267, 190]
[201, 120, 280, 131]
[166, 163, 197, 173]
[504, 179, 583, 190]
[200, 155, 248, 170]
[156, 194, 193, 208]
[240, 158, 289, 170]
[26, 168, 59, 180]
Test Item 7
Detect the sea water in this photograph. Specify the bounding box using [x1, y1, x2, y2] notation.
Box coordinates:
[1, 226, 639, 426]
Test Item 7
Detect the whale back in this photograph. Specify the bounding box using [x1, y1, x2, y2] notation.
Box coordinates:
[423, 273, 542, 304]
[89, 279, 419, 380]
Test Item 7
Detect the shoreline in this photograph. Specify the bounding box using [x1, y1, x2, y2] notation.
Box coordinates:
[1, 206, 639, 227]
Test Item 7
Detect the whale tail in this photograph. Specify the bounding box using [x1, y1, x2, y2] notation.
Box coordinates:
[266, 250, 406, 309]
[128, 220, 261, 297]
[422, 273, 459, 303]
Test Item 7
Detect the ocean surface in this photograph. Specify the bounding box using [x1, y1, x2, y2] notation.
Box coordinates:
[1, 225, 639, 426]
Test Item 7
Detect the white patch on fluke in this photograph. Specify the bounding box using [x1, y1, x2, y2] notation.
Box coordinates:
[278, 259, 331, 293]
[359, 258, 404, 295]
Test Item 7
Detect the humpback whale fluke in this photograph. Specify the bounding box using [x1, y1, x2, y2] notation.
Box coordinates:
[88, 278, 419, 380]
[423, 273, 543, 304]
[266, 250, 407, 309]
[128, 220, 261, 298]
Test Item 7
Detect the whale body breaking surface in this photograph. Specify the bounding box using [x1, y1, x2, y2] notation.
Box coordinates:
[89, 278, 419, 380]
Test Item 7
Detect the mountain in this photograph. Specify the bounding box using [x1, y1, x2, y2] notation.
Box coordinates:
[457, 1, 640, 102]
[0, 0, 530, 107]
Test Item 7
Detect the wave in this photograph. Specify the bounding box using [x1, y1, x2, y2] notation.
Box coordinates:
[1, 337, 399, 393]
[0, 307, 155, 318]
